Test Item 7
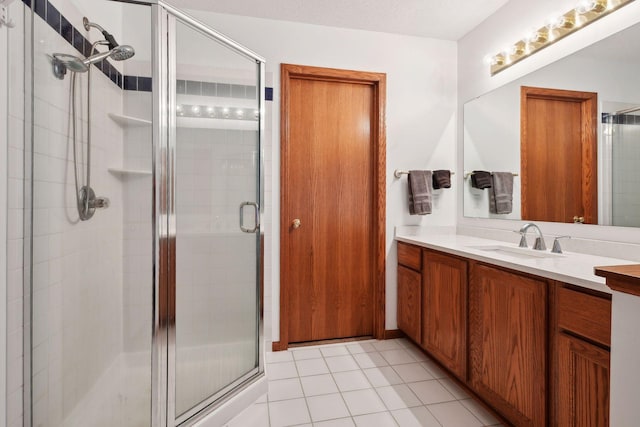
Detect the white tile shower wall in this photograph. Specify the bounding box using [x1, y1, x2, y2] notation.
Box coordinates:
[122, 84, 153, 356]
[6, 2, 26, 426]
[28, 9, 126, 427]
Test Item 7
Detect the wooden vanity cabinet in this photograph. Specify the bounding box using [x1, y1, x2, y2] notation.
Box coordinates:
[553, 286, 611, 427]
[396, 242, 613, 427]
[469, 262, 548, 427]
[397, 242, 422, 343]
[421, 249, 467, 379]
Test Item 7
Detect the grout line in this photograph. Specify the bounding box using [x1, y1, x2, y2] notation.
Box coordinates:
[261, 338, 504, 427]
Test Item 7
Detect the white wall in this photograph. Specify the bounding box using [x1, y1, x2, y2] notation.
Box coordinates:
[184, 10, 458, 338]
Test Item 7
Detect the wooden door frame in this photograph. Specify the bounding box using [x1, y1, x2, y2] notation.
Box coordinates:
[520, 86, 598, 223]
[275, 63, 386, 351]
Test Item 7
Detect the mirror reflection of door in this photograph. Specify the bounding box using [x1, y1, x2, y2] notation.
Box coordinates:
[520, 86, 598, 224]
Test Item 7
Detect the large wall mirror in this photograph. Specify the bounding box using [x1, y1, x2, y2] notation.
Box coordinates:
[463, 22, 640, 227]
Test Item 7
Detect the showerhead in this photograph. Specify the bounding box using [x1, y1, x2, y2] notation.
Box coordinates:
[83, 45, 135, 66]
[109, 45, 135, 61]
[52, 17, 135, 79]
[51, 45, 135, 79]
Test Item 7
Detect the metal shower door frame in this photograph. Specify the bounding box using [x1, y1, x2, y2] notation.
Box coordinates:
[151, 2, 266, 426]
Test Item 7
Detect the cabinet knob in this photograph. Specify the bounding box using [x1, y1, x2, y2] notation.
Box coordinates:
[292, 218, 301, 229]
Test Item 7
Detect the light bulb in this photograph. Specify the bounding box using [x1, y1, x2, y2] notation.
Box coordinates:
[191, 105, 201, 115]
[236, 109, 244, 118]
[546, 14, 564, 29]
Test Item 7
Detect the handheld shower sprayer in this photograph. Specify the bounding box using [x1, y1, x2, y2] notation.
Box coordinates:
[49, 18, 136, 220]
[51, 17, 135, 80]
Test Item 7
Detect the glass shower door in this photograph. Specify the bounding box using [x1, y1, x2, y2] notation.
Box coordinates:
[167, 11, 263, 424]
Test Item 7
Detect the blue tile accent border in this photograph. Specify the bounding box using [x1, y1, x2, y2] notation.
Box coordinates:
[24, 0, 274, 102]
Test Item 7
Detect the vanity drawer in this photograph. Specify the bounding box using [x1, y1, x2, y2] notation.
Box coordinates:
[398, 242, 422, 271]
[557, 287, 611, 347]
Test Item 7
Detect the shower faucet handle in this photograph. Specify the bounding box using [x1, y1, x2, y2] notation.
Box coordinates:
[89, 196, 110, 209]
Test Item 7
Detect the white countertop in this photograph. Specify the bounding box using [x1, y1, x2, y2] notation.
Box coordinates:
[395, 227, 637, 294]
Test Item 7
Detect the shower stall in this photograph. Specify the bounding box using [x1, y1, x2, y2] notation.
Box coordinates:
[603, 107, 640, 227]
[24, 0, 265, 425]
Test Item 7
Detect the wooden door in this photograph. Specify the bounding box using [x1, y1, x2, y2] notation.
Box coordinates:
[421, 250, 467, 379]
[397, 265, 421, 344]
[521, 86, 597, 224]
[557, 333, 610, 427]
[279, 64, 386, 348]
[469, 263, 547, 426]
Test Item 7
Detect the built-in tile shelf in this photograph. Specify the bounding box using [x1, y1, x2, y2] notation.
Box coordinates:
[108, 168, 152, 177]
[108, 113, 152, 127]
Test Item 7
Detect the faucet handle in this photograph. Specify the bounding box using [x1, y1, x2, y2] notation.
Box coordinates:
[533, 236, 547, 251]
[552, 235, 571, 254]
[513, 230, 528, 248]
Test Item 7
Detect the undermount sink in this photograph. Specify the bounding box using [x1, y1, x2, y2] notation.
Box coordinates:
[466, 244, 565, 259]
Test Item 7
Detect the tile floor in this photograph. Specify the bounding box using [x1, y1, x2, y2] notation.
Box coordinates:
[225, 338, 504, 427]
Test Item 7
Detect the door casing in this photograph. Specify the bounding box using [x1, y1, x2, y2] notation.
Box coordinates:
[520, 86, 598, 224]
[276, 63, 386, 350]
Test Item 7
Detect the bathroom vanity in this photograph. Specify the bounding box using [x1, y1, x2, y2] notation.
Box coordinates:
[396, 229, 627, 426]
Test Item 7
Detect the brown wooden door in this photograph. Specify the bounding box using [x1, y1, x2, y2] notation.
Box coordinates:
[280, 64, 386, 347]
[469, 263, 547, 426]
[521, 86, 597, 224]
[421, 250, 467, 379]
[557, 333, 610, 427]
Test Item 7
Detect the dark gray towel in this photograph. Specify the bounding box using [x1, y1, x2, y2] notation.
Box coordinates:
[408, 170, 432, 215]
[471, 171, 492, 189]
[432, 170, 451, 189]
[489, 172, 514, 214]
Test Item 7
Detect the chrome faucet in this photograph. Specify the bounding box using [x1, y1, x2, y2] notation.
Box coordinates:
[518, 223, 547, 251]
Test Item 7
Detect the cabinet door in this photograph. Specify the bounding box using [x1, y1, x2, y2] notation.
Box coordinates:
[469, 264, 547, 426]
[557, 333, 610, 427]
[422, 250, 467, 379]
[397, 265, 421, 343]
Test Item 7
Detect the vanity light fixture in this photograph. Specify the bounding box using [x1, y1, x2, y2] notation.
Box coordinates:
[488, 0, 635, 75]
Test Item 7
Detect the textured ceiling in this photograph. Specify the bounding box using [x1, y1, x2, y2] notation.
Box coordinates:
[173, 0, 511, 41]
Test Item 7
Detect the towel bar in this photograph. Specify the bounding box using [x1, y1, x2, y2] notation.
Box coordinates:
[394, 170, 456, 179]
[463, 171, 519, 179]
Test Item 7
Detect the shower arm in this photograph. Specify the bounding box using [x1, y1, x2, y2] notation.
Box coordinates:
[83, 17, 119, 50]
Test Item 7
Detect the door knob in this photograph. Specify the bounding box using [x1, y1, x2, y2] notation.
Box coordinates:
[292, 218, 301, 229]
[573, 216, 584, 224]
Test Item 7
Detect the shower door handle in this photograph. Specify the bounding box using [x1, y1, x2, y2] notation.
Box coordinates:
[239, 201, 260, 233]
